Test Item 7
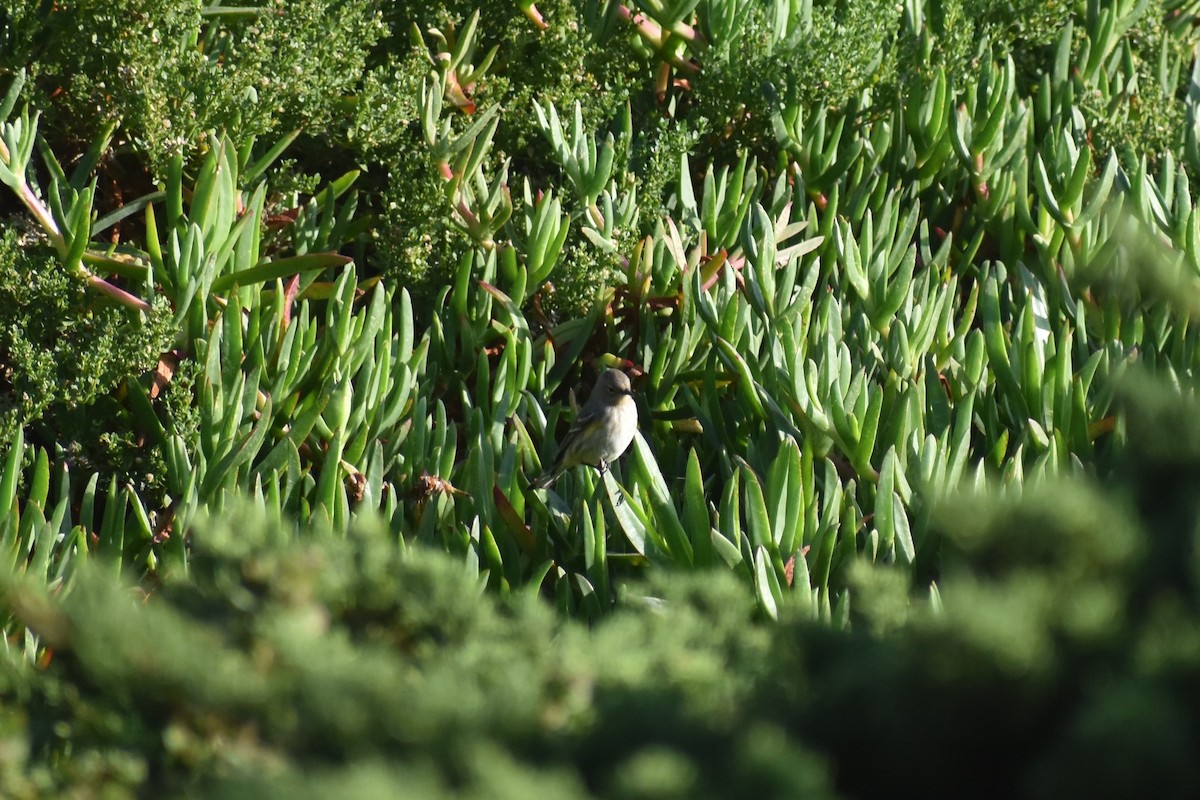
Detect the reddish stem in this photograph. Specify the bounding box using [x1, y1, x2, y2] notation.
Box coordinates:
[87, 275, 153, 314]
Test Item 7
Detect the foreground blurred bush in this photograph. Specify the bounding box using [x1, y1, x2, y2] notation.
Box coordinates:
[3, 377, 1200, 799]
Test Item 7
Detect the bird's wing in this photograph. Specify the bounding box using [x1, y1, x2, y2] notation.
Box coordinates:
[556, 405, 600, 452]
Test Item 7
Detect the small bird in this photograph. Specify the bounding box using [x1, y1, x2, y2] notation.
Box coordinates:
[530, 368, 638, 489]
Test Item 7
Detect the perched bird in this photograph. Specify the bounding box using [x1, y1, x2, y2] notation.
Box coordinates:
[530, 368, 638, 489]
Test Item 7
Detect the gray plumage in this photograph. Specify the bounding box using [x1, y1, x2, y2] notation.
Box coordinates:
[530, 368, 638, 489]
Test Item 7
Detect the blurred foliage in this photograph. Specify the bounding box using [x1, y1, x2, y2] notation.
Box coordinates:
[5, 379, 1200, 797]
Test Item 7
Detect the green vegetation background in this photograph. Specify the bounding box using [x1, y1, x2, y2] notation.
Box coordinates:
[3, 0, 1200, 796]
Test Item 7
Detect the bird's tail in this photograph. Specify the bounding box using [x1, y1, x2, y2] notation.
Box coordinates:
[529, 465, 566, 490]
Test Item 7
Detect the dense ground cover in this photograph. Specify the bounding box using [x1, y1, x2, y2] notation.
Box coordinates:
[3, 0, 1200, 795]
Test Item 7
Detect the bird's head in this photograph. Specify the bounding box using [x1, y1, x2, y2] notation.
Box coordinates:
[598, 368, 635, 399]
